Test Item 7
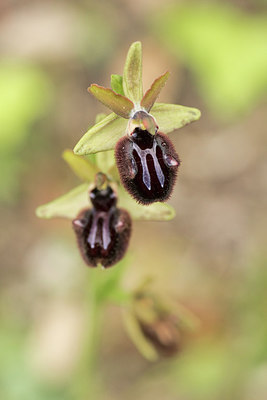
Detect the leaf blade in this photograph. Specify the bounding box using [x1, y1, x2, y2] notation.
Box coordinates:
[62, 149, 98, 182]
[95, 150, 115, 174]
[118, 188, 176, 221]
[141, 71, 170, 111]
[110, 74, 124, 96]
[123, 41, 143, 103]
[36, 183, 89, 220]
[151, 102, 201, 133]
[73, 112, 128, 155]
[89, 84, 133, 119]
[123, 310, 159, 361]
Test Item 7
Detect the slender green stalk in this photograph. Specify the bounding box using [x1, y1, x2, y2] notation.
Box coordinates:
[70, 260, 129, 399]
[70, 271, 104, 399]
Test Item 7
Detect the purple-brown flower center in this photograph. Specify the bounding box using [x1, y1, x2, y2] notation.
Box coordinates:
[73, 185, 131, 268]
[115, 128, 180, 204]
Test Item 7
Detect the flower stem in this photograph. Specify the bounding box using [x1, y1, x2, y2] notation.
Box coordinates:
[71, 271, 104, 399]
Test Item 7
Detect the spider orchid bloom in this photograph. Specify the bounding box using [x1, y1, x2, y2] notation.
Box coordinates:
[73, 41, 200, 204]
[73, 172, 132, 268]
[36, 147, 176, 268]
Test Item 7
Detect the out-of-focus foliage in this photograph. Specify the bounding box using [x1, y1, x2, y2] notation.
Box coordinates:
[168, 256, 267, 400]
[0, 62, 53, 201]
[0, 62, 51, 151]
[75, 12, 116, 66]
[234, 256, 267, 364]
[171, 341, 239, 399]
[0, 3, 115, 66]
[151, 3, 267, 119]
[0, 320, 68, 400]
[129, 257, 267, 400]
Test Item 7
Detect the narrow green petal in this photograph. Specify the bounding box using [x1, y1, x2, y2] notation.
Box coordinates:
[123, 41, 143, 103]
[141, 71, 170, 112]
[95, 150, 115, 174]
[62, 149, 98, 182]
[108, 163, 120, 183]
[35, 183, 89, 220]
[95, 113, 107, 123]
[110, 74, 124, 96]
[123, 310, 159, 361]
[89, 84, 133, 119]
[73, 112, 128, 155]
[118, 188, 176, 221]
[151, 102, 201, 133]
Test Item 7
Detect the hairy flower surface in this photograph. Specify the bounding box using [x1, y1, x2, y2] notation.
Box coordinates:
[116, 128, 180, 204]
[73, 42, 201, 204]
[73, 175, 132, 268]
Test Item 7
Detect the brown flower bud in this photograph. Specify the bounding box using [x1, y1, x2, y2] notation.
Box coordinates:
[139, 315, 180, 357]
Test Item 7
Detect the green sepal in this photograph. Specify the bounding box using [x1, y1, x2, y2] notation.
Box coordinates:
[107, 163, 120, 183]
[118, 187, 176, 221]
[123, 310, 158, 361]
[95, 113, 107, 124]
[36, 183, 89, 220]
[73, 112, 128, 155]
[110, 74, 124, 96]
[88, 84, 134, 119]
[36, 181, 175, 221]
[62, 149, 98, 182]
[123, 41, 143, 103]
[95, 150, 115, 174]
[151, 102, 201, 133]
[141, 71, 170, 112]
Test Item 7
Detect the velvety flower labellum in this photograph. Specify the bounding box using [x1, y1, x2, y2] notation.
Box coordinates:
[115, 128, 180, 205]
[72, 184, 131, 268]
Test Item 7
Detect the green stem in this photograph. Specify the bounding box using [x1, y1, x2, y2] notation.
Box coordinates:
[71, 272, 104, 399]
[83, 287, 103, 377]
[69, 260, 130, 399]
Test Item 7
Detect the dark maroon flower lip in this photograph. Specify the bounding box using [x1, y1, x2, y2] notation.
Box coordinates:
[115, 129, 180, 205]
[72, 183, 131, 268]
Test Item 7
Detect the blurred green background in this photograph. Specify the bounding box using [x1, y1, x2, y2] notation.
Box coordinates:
[0, 0, 267, 399]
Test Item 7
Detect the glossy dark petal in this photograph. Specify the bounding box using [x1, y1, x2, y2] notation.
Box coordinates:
[115, 129, 180, 204]
[72, 186, 131, 268]
[90, 186, 117, 211]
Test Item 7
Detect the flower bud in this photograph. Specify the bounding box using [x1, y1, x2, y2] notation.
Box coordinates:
[139, 315, 180, 357]
[124, 290, 182, 360]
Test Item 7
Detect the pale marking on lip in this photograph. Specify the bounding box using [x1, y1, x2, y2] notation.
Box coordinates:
[87, 211, 112, 250]
[164, 154, 179, 167]
[132, 140, 165, 191]
[73, 219, 86, 228]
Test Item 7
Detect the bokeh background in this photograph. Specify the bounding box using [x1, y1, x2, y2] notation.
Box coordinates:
[1, 0, 267, 399]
